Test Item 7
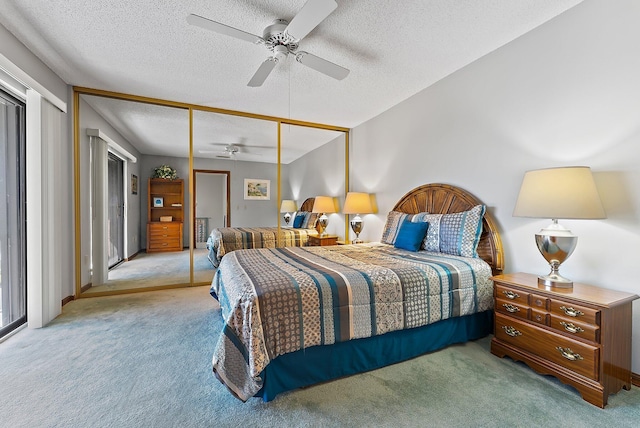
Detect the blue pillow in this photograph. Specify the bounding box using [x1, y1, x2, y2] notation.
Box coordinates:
[394, 220, 429, 252]
[293, 212, 306, 228]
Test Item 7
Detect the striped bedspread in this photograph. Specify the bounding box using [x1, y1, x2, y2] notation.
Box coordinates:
[206, 227, 318, 267]
[210, 243, 494, 401]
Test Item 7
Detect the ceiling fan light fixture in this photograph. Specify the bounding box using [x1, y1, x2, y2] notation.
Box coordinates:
[273, 45, 289, 61]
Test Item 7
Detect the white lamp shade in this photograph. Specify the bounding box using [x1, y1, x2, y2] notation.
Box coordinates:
[312, 196, 337, 213]
[343, 192, 373, 214]
[280, 199, 297, 213]
[513, 166, 606, 219]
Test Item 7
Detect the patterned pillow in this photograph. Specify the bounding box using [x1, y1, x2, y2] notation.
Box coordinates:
[305, 212, 320, 229]
[410, 212, 442, 252]
[380, 211, 410, 244]
[438, 205, 485, 257]
[299, 212, 310, 228]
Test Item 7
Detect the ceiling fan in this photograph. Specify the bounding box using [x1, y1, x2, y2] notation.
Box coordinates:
[187, 0, 350, 87]
[198, 144, 240, 159]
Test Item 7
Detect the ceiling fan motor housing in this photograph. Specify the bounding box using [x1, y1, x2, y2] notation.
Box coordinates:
[263, 19, 298, 55]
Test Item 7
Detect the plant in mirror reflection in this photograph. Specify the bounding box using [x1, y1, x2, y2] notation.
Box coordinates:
[153, 164, 178, 180]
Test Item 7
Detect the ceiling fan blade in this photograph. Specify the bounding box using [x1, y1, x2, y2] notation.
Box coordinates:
[284, 0, 337, 41]
[295, 52, 349, 80]
[247, 58, 278, 87]
[187, 14, 263, 44]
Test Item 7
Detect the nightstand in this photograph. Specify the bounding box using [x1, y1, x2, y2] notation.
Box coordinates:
[490, 272, 638, 408]
[308, 235, 338, 246]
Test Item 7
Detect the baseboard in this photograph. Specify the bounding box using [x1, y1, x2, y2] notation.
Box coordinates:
[81, 282, 92, 293]
[125, 250, 140, 261]
[61, 295, 74, 306]
[632, 372, 640, 387]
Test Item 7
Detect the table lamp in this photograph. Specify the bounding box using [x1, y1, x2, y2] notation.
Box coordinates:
[312, 196, 337, 237]
[343, 192, 373, 243]
[280, 199, 297, 225]
[513, 166, 606, 289]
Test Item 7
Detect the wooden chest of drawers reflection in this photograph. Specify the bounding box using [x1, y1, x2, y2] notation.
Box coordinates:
[147, 222, 183, 252]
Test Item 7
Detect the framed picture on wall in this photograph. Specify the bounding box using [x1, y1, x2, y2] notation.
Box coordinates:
[153, 197, 164, 207]
[131, 174, 138, 195]
[244, 178, 270, 200]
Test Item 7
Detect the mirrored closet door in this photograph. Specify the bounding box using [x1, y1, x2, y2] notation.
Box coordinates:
[74, 87, 349, 298]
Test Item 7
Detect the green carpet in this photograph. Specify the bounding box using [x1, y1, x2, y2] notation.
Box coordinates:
[85, 249, 214, 294]
[0, 286, 638, 427]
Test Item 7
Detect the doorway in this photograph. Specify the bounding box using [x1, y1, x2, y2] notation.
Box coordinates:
[193, 170, 230, 249]
[107, 152, 124, 268]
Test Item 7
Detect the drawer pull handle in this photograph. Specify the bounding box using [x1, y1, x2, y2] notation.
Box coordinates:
[560, 322, 584, 334]
[502, 326, 522, 337]
[502, 290, 520, 300]
[502, 303, 520, 313]
[556, 346, 583, 361]
[559, 306, 584, 317]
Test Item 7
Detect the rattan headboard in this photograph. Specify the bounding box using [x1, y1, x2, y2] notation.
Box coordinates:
[392, 183, 504, 276]
[299, 197, 315, 212]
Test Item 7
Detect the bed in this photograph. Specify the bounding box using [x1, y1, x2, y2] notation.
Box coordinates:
[210, 184, 504, 401]
[206, 197, 318, 267]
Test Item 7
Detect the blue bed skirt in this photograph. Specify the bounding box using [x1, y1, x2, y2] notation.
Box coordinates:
[257, 309, 493, 401]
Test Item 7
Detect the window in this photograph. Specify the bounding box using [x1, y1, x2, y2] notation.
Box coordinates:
[0, 89, 26, 338]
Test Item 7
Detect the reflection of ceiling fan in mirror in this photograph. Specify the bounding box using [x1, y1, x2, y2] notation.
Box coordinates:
[199, 144, 240, 159]
[186, 0, 350, 87]
[198, 143, 274, 160]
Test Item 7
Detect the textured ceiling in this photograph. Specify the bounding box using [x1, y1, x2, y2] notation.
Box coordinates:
[1, 0, 583, 160]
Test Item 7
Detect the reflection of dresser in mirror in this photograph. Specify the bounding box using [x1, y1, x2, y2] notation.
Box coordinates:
[147, 178, 184, 252]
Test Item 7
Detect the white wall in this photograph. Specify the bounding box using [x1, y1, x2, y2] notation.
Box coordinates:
[351, 0, 640, 372]
[288, 134, 347, 239]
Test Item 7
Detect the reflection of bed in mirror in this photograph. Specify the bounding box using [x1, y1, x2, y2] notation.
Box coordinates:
[206, 197, 318, 267]
[210, 183, 504, 401]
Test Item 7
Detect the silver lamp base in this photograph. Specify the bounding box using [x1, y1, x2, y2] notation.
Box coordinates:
[537, 272, 574, 289]
[317, 214, 329, 237]
[535, 220, 578, 289]
[350, 214, 363, 244]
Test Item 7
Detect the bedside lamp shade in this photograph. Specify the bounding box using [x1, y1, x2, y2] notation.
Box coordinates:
[343, 192, 373, 243]
[513, 166, 606, 288]
[312, 196, 337, 236]
[513, 167, 606, 220]
[280, 199, 297, 225]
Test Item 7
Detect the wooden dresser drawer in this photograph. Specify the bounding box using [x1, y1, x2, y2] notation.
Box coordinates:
[549, 300, 599, 325]
[495, 313, 599, 380]
[529, 293, 549, 310]
[149, 222, 181, 236]
[495, 284, 529, 305]
[148, 240, 181, 251]
[530, 308, 549, 326]
[149, 229, 180, 240]
[549, 315, 599, 343]
[495, 298, 529, 321]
